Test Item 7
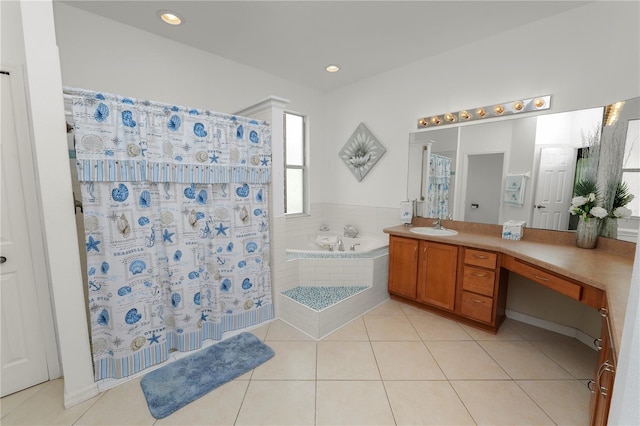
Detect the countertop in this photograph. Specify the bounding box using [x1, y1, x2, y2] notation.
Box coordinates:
[383, 220, 635, 353]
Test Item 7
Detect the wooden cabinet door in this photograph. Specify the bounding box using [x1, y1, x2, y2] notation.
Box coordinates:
[388, 236, 418, 299]
[417, 241, 458, 311]
[590, 305, 616, 426]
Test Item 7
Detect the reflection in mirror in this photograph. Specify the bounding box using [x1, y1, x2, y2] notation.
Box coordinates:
[408, 97, 639, 242]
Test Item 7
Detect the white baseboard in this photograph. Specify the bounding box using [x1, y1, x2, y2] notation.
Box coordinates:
[64, 382, 99, 409]
[505, 309, 597, 350]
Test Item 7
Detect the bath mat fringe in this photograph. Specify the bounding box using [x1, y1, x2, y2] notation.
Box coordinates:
[140, 332, 274, 419]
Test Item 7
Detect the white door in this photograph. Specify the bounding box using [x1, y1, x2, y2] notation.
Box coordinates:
[464, 153, 504, 225]
[532, 146, 577, 230]
[1, 71, 50, 396]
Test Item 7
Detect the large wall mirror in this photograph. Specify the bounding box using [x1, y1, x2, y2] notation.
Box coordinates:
[407, 96, 639, 242]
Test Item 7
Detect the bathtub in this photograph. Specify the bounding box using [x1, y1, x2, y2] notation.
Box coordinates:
[286, 234, 388, 259]
[280, 234, 389, 338]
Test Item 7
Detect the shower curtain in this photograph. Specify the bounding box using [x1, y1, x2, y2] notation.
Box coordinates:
[67, 88, 274, 380]
[426, 154, 451, 219]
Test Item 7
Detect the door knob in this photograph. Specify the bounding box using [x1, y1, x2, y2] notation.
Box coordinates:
[534, 204, 547, 209]
[0, 256, 6, 263]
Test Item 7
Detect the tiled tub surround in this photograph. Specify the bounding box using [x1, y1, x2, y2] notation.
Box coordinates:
[280, 246, 389, 339]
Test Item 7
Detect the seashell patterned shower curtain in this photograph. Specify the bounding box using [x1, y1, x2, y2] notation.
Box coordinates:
[426, 154, 451, 219]
[66, 88, 274, 380]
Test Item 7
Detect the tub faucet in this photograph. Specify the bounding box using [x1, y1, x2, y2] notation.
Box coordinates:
[338, 239, 344, 251]
[433, 218, 442, 229]
[350, 243, 361, 251]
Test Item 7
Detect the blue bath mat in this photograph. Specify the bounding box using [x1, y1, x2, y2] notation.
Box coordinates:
[140, 332, 274, 419]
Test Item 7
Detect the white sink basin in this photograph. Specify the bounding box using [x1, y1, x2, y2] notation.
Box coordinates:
[409, 227, 458, 236]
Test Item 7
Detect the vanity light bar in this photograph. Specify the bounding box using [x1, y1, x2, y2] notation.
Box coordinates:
[417, 95, 552, 129]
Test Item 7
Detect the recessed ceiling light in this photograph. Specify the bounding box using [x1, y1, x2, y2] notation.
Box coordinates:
[325, 65, 340, 73]
[158, 10, 182, 25]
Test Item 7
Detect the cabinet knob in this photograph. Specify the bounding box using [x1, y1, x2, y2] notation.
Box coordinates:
[598, 308, 608, 318]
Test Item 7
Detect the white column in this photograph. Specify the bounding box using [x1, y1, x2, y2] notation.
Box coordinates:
[19, 0, 98, 407]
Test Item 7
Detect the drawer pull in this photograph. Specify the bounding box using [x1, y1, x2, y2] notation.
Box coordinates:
[471, 298, 485, 304]
[471, 272, 488, 278]
[533, 275, 550, 282]
[593, 338, 603, 351]
[596, 361, 615, 398]
[473, 254, 488, 259]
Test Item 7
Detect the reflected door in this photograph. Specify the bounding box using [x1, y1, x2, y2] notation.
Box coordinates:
[532, 146, 577, 230]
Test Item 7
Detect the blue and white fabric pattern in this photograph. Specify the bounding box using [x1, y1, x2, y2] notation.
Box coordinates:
[426, 154, 451, 219]
[67, 88, 273, 380]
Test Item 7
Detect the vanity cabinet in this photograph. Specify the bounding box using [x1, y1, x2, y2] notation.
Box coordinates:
[388, 236, 458, 308]
[388, 235, 418, 299]
[458, 248, 506, 326]
[417, 241, 458, 310]
[388, 236, 505, 331]
[589, 298, 616, 426]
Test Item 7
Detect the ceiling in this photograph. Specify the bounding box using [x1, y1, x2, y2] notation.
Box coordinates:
[58, 1, 588, 92]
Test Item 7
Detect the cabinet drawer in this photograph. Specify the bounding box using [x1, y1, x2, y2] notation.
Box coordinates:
[506, 258, 582, 301]
[460, 291, 493, 323]
[462, 266, 495, 297]
[464, 249, 497, 269]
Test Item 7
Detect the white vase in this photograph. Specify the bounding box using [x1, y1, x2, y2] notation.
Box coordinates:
[600, 217, 618, 239]
[576, 216, 599, 249]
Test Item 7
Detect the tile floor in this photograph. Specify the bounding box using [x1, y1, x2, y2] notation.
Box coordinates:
[1, 299, 595, 425]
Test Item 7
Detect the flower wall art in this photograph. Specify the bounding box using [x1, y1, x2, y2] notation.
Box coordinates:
[339, 123, 386, 181]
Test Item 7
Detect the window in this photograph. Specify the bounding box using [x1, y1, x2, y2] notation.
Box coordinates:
[621, 119, 639, 216]
[284, 112, 306, 214]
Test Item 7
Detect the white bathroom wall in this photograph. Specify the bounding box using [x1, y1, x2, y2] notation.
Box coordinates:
[502, 117, 537, 224]
[52, 3, 325, 143]
[321, 1, 639, 209]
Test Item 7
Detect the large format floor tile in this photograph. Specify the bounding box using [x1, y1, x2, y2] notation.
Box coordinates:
[451, 380, 555, 425]
[316, 381, 395, 426]
[426, 341, 510, 380]
[479, 340, 574, 379]
[264, 319, 315, 341]
[251, 341, 317, 380]
[317, 341, 380, 380]
[235, 381, 315, 426]
[531, 339, 598, 379]
[372, 341, 445, 380]
[1, 379, 100, 426]
[363, 314, 421, 341]
[518, 379, 591, 425]
[407, 313, 473, 341]
[321, 317, 369, 341]
[74, 378, 154, 425]
[1, 306, 594, 426]
[384, 380, 475, 425]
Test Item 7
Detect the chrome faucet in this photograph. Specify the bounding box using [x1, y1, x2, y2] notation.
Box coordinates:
[433, 219, 442, 229]
[338, 239, 344, 251]
[350, 243, 361, 251]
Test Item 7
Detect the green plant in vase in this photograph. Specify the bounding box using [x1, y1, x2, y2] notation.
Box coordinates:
[570, 178, 607, 248]
[601, 181, 635, 238]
